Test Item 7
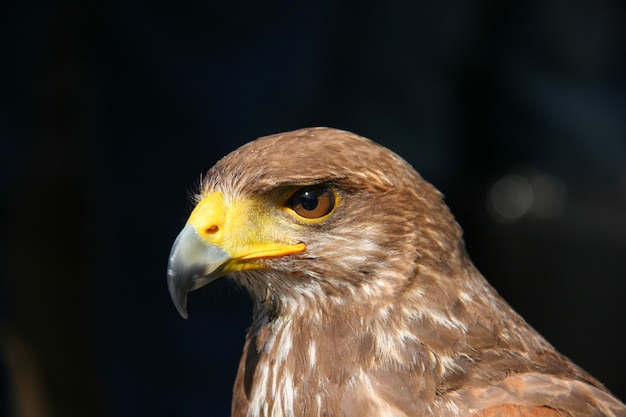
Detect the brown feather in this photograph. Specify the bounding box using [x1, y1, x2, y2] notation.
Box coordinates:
[193, 128, 625, 417]
[471, 404, 563, 417]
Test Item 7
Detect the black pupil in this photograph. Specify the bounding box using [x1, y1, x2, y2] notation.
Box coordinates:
[300, 191, 319, 211]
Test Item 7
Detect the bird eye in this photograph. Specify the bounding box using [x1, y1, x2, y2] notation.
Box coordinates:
[286, 186, 336, 219]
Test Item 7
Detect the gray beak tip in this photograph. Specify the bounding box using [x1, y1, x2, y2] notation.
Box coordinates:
[166, 224, 231, 320]
[167, 267, 190, 319]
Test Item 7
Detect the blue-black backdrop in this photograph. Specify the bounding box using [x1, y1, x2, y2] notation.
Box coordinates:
[1, 1, 624, 416]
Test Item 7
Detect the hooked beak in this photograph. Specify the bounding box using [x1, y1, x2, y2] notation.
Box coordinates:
[166, 191, 306, 319]
[166, 224, 230, 319]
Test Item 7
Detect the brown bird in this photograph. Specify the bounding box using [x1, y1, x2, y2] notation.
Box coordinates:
[167, 128, 625, 417]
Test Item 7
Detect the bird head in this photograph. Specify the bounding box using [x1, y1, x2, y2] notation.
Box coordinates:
[167, 128, 462, 319]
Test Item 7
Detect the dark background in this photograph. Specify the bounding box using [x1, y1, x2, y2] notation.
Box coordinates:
[1, 1, 624, 416]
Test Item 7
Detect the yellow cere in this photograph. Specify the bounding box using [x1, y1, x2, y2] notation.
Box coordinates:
[186, 192, 227, 244]
[186, 191, 306, 270]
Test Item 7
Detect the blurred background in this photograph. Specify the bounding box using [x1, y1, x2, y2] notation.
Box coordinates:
[1, 0, 624, 416]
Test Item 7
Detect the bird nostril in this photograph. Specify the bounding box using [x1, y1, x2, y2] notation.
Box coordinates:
[205, 225, 219, 234]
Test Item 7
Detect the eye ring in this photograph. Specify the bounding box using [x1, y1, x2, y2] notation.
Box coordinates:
[285, 185, 337, 220]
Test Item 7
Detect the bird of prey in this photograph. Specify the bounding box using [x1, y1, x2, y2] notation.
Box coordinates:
[167, 127, 625, 417]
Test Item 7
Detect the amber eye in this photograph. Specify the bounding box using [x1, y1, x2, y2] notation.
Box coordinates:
[286, 186, 336, 219]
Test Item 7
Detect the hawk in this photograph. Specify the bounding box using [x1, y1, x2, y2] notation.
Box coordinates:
[167, 128, 625, 417]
